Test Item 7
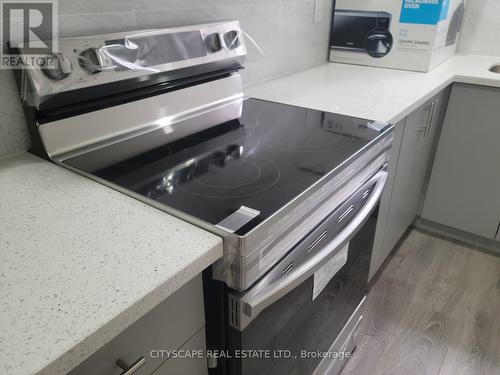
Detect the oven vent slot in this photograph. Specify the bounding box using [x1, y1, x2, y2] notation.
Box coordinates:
[338, 204, 355, 223]
[229, 294, 239, 328]
[363, 189, 371, 199]
[282, 261, 294, 276]
[308, 230, 328, 252]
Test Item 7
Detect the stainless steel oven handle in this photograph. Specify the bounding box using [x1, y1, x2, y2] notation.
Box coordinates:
[241, 170, 388, 320]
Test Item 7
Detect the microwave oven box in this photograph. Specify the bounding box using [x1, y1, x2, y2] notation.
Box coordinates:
[329, 0, 465, 72]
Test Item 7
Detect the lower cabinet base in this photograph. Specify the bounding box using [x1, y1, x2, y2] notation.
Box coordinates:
[415, 218, 500, 256]
[368, 227, 413, 286]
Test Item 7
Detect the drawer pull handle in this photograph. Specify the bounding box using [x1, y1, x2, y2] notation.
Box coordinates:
[116, 357, 146, 375]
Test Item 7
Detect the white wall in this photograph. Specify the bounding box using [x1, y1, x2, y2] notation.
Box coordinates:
[0, 0, 335, 158]
[457, 0, 500, 56]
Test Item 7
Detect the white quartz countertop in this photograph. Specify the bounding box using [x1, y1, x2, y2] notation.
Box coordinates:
[0, 153, 222, 375]
[247, 54, 500, 124]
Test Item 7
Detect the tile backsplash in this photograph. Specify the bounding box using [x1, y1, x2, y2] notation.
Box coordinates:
[0, 0, 334, 159]
[457, 0, 500, 57]
[0, 70, 31, 157]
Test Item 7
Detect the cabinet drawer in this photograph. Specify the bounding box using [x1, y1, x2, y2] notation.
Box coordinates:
[69, 274, 205, 375]
[152, 327, 208, 375]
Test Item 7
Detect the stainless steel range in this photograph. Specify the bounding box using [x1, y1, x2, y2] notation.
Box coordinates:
[14, 21, 394, 375]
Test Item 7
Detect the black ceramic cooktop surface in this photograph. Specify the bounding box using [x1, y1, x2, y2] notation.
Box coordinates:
[66, 98, 390, 235]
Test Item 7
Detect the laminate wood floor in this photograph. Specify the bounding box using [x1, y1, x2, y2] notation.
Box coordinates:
[341, 230, 500, 375]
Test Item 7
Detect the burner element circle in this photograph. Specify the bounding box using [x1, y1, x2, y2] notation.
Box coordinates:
[175, 155, 281, 199]
[192, 158, 262, 189]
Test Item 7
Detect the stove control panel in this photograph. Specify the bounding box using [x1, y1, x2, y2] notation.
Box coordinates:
[16, 21, 246, 109]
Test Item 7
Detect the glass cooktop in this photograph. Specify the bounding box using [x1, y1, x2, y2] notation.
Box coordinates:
[66, 98, 391, 235]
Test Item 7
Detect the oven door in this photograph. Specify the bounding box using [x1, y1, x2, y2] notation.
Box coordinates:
[225, 169, 387, 375]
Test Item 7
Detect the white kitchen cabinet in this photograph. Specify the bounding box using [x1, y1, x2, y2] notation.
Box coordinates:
[422, 84, 500, 240]
[152, 328, 208, 375]
[369, 119, 404, 280]
[68, 274, 206, 375]
[370, 88, 450, 279]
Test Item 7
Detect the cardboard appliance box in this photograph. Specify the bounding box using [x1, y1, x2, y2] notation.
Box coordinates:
[329, 0, 466, 72]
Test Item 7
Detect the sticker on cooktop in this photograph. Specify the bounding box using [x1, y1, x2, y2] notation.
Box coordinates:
[216, 206, 260, 233]
[312, 243, 349, 301]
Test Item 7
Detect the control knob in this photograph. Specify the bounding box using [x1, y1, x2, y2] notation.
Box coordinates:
[204, 33, 223, 53]
[79, 47, 103, 74]
[42, 53, 72, 80]
[224, 30, 241, 50]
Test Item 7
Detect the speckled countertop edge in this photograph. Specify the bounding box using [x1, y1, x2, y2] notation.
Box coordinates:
[0, 153, 222, 375]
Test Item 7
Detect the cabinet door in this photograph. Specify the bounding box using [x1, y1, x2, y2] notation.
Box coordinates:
[414, 88, 451, 214]
[69, 275, 205, 375]
[381, 113, 424, 246]
[370, 119, 410, 279]
[152, 328, 208, 375]
[422, 84, 500, 239]
[370, 91, 448, 279]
